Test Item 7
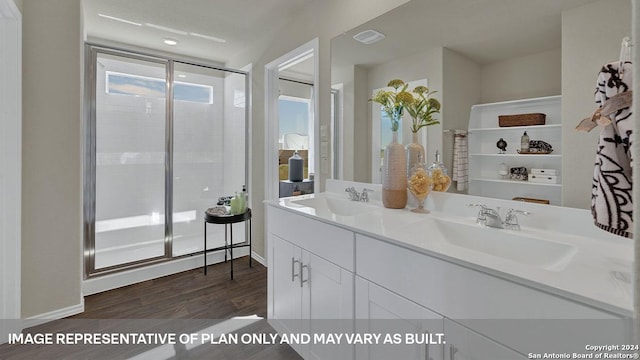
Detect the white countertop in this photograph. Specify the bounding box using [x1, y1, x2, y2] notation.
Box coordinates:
[265, 180, 634, 317]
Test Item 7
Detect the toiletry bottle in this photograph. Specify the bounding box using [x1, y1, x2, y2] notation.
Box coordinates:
[520, 131, 530, 152]
[242, 185, 249, 212]
[238, 191, 245, 213]
[230, 193, 239, 215]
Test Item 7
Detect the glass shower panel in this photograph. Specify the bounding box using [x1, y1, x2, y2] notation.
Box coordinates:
[94, 53, 167, 269]
[172, 63, 247, 256]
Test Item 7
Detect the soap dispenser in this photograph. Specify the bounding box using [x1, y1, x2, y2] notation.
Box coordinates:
[520, 131, 530, 153]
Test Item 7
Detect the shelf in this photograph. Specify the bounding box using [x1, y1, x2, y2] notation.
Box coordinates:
[470, 153, 562, 158]
[470, 178, 562, 187]
[470, 95, 561, 110]
[468, 124, 561, 132]
[468, 95, 563, 205]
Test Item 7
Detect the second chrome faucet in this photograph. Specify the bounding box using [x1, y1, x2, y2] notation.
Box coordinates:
[469, 203, 531, 230]
[345, 187, 374, 202]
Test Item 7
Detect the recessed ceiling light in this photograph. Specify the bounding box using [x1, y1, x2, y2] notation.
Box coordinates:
[177, 74, 187, 78]
[353, 29, 385, 45]
[98, 13, 142, 26]
[163, 38, 178, 46]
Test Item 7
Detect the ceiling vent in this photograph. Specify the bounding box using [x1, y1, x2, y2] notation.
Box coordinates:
[353, 30, 385, 45]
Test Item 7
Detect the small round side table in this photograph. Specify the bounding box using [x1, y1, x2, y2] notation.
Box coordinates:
[204, 208, 252, 279]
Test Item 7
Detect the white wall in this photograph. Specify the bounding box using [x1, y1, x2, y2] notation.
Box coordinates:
[365, 47, 444, 182]
[353, 65, 370, 182]
[1, 0, 22, 341]
[442, 48, 481, 191]
[22, 0, 83, 318]
[480, 48, 561, 104]
[562, 0, 632, 209]
[226, 0, 410, 258]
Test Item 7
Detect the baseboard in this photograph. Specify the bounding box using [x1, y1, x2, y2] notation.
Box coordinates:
[83, 248, 251, 296]
[251, 251, 266, 266]
[22, 299, 85, 329]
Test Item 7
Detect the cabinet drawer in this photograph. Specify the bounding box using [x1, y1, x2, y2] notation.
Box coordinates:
[355, 234, 627, 355]
[267, 206, 355, 271]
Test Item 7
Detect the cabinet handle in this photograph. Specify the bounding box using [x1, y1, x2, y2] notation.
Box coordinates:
[449, 344, 458, 360]
[291, 257, 299, 282]
[299, 262, 308, 287]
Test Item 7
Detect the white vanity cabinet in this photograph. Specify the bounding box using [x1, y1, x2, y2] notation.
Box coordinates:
[267, 206, 355, 359]
[355, 233, 626, 358]
[444, 319, 527, 360]
[266, 200, 629, 360]
[355, 277, 444, 360]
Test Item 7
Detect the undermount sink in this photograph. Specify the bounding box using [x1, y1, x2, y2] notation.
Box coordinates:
[431, 219, 577, 271]
[288, 196, 378, 217]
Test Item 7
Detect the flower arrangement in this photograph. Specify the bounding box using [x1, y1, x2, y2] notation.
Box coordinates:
[370, 79, 441, 133]
[370, 79, 413, 132]
[406, 85, 441, 133]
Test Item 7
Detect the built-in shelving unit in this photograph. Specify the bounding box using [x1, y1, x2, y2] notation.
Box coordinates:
[468, 95, 562, 205]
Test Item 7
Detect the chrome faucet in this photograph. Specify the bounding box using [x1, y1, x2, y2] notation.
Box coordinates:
[345, 187, 360, 201]
[469, 204, 532, 230]
[345, 187, 375, 202]
[503, 208, 531, 230]
[360, 188, 374, 202]
[469, 203, 503, 229]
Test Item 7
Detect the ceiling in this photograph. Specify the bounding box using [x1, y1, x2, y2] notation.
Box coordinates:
[331, 0, 603, 68]
[82, 0, 315, 64]
[84, 0, 603, 71]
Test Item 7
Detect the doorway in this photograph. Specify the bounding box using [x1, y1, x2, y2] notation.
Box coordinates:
[264, 38, 319, 200]
[278, 77, 314, 197]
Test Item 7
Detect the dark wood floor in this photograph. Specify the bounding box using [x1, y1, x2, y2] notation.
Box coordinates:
[0, 257, 302, 360]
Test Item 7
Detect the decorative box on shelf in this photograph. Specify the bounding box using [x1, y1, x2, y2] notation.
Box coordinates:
[512, 197, 550, 204]
[509, 166, 528, 181]
[529, 174, 558, 184]
[531, 168, 558, 176]
[498, 113, 546, 127]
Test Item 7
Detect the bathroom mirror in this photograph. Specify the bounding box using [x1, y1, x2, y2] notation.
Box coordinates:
[330, 0, 632, 209]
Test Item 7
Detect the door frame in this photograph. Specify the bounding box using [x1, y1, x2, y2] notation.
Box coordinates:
[264, 38, 319, 200]
[0, 0, 22, 342]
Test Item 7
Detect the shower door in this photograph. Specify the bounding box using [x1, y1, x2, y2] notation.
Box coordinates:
[171, 62, 247, 256]
[88, 50, 169, 271]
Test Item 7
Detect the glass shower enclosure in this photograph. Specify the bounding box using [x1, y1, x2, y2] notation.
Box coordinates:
[84, 45, 248, 276]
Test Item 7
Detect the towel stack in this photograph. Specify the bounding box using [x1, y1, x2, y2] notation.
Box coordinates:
[452, 131, 468, 191]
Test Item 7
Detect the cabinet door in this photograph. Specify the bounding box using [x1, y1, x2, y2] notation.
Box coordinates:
[355, 277, 444, 360]
[444, 319, 526, 360]
[269, 235, 303, 335]
[303, 251, 355, 360]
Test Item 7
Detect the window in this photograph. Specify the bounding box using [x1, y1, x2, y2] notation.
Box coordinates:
[106, 71, 214, 104]
[279, 95, 311, 150]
